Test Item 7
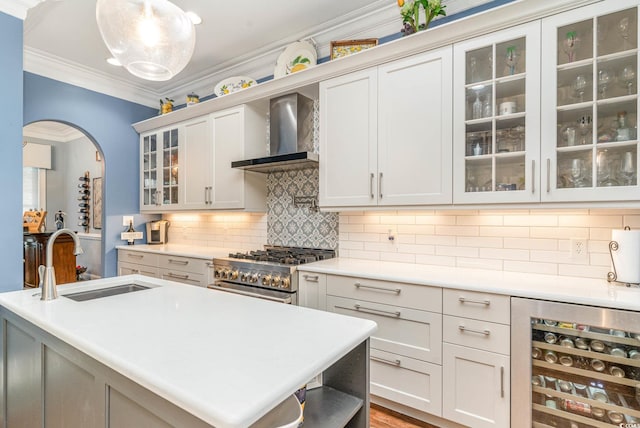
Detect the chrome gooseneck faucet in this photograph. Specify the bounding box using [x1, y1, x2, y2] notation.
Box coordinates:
[39, 228, 84, 301]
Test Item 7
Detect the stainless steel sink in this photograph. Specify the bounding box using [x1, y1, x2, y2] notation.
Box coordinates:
[63, 284, 152, 302]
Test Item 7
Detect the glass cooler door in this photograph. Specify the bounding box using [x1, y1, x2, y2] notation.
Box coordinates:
[512, 297, 640, 428]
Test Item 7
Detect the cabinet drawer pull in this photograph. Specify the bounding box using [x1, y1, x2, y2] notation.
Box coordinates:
[206, 262, 213, 267]
[127, 253, 144, 259]
[168, 259, 189, 265]
[167, 272, 189, 280]
[371, 356, 401, 367]
[458, 325, 490, 336]
[500, 366, 505, 398]
[334, 304, 401, 319]
[458, 297, 490, 306]
[370, 173, 374, 199]
[303, 274, 319, 282]
[355, 282, 401, 294]
[131, 269, 140, 274]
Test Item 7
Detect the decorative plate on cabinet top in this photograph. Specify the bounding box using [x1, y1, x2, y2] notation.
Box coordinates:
[213, 76, 257, 97]
[273, 40, 318, 79]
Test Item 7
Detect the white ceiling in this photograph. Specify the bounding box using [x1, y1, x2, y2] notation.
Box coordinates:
[22, 0, 492, 107]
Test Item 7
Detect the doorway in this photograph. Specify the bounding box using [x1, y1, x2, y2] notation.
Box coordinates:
[23, 120, 105, 279]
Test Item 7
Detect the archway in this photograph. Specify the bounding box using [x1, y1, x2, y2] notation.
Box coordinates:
[23, 120, 105, 280]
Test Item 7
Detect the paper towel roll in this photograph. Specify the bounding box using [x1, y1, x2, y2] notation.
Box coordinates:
[611, 229, 640, 283]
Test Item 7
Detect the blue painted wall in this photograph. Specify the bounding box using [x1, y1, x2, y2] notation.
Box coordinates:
[24, 73, 157, 280]
[0, 12, 24, 291]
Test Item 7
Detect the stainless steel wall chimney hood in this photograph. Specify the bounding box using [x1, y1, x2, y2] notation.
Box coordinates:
[231, 93, 317, 173]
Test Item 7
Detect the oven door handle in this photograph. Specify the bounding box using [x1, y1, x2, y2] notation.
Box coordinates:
[207, 285, 292, 304]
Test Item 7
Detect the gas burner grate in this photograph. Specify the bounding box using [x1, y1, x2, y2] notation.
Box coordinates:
[228, 246, 335, 265]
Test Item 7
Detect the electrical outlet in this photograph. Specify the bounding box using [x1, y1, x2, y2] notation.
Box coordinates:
[122, 215, 134, 227]
[570, 238, 588, 262]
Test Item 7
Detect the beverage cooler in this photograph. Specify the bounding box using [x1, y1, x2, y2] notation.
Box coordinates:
[512, 297, 640, 427]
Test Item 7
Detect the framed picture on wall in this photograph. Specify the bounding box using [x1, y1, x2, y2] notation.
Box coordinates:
[93, 177, 102, 229]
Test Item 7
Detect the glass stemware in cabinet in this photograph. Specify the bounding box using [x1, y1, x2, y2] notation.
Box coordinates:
[505, 46, 518, 75]
[597, 68, 611, 99]
[620, 151, 636, 185]
[620, 64, 636, 95]
[577, 115, 592, 145]
[472, 91, 483, 119]
[597, 150, 618, 187]
[562, 31, 581, 63]
[617, 16, 631, 51]
[572, 74, 587, 102]
[570, 158, 587, 187]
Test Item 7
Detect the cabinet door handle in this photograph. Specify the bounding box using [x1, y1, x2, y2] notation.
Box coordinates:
[500, 366, 505, 398]
[371, 356, 401, 366]
[168, 259, 189, 265]
[204, 187, 208, 204]
[458, 325, 491, 336]
[379, 172, 383, 199]
[546, 158, 551, 193]
[355, 282, 401, 294]
[167, 272, 189, 280]
[370, 173, 374, 199]
[531, 159, 535, 194]
[458, 297, 490, 306]
[127, 253, 144, 259]
[208, 186, 213, 204]
[303, 274, 319, 282]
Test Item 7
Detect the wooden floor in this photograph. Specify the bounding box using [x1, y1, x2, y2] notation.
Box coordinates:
[370, 404, 439, 428]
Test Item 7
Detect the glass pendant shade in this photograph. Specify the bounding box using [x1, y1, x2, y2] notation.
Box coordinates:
[96, 0, 196, 81]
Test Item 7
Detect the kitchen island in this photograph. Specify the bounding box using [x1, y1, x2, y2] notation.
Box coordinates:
[0, 275, 376, 428]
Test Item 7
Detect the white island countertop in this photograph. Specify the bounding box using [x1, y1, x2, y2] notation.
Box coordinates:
[297, 258, 640, 312]
[0, 276, 376, 428]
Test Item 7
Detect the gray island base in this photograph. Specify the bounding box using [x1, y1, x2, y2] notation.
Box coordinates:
[0, 276, 375, 427]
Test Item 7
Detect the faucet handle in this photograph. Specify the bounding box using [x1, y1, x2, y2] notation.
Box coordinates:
[38, 265, 45, 288]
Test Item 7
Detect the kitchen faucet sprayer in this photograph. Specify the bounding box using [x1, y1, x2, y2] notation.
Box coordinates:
[39, 228, 83, 301]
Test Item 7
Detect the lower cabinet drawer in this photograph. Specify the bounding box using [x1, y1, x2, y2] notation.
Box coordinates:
[159, 269, 205, 287]
[158, 255, 210, 275]
[443, 315, 510, 355]
[118, 250, 158, 267]
[327, 295, 442, 364]
[117, 262, 158, 278]
[370, 349, 442, 416]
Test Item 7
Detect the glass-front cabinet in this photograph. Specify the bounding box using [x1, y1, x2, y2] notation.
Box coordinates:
[140, 127, 180, 211]
[541, 0, 639, 202]
[453, 21, 541, 203]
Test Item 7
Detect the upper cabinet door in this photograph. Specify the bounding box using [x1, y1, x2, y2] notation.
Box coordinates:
[378, 47, 453, 206]
[181, 116, 212, 210]
[541, 0, 639, 202]
[319, 69, 378, 208]
[140, 126, 181, 211]
[210, 107, 247, 209]
[140, 132, 160, 210]
[453, 21, 541, 204]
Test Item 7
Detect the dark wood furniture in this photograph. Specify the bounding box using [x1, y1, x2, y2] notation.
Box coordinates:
[23, 232, 77, 288]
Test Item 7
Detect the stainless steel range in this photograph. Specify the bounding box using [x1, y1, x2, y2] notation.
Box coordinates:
[208, 246, 336, 304]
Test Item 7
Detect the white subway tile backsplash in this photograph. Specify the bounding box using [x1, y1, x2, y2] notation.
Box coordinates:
[396, 243, 436, 255]
[437, 245, 479, 258]
[504, 238, 557, 251]
[456, 236, 503, 248]
[436, 225, 479, 237]
[503, 215, 558, 227]
[557, 215, 623, 228]
[457, 257, 503, 271]
[415, 215, 456, 225]
[415, 234, 456, 246]
[480, 247, 529, 261]
[504, 261, 558, 276]
[456, 215, 503, 226]
[530, 227, 589, 240]
[380, 252, 416, 263]
[480, 226, 529, 238]
[415, 254, 456, 267]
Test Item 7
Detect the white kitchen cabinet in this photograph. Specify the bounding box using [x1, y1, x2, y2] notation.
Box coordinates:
[117, 249, 159, 278]
[319, 47, 452, 208]
[541, 0, 640, 202]
[325, 274, 443, 416]
[140, 105, 267, 212]
[298, 272, 327, 310]
[441, 289, 510, 428]
[141, 126, 180, 211]
[117, 249, 211, 287]
[453, 21, 541, 204]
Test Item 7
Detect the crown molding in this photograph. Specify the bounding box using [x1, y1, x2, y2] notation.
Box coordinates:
[24, 47, 160, 108]
[24, 123, 84, 142]
[0, 0, 43, 19]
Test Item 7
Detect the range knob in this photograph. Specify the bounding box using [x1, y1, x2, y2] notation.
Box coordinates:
[281, 276, 290, 289]
[240, 272, 249, 282]
[250, 273, 259, 283]
[230, 270, 239, 280]
[223, 269, 231, 279]
[271, 275, 281, 287]
[262, 274, 272, 286]
[214, 268, 223, 278]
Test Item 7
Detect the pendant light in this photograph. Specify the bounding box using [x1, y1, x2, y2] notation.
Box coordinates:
[96, 0, 196, 81]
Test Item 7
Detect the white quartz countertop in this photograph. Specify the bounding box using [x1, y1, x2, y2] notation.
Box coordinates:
[116, 244, 238, 260]
[0, 276, 376, 428]
[297, 258, 640, 312]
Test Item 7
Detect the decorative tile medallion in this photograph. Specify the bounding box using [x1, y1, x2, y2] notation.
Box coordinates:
[267, 168, 338, 249]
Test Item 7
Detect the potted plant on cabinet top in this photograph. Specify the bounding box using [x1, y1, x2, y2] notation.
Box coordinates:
[397, 0, 446, 36]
